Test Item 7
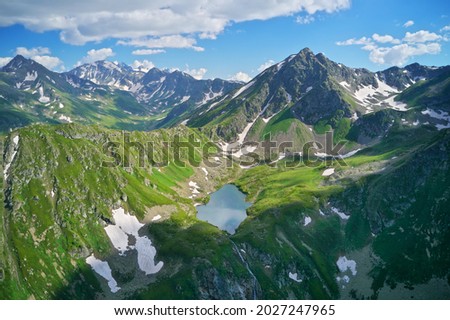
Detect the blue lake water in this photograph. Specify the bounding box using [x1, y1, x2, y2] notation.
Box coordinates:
[196, 184, 252, 234]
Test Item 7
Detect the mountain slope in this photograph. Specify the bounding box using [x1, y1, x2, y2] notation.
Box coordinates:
[2, 119, 448, 299]
[185, 48, 450, 156]
[0, 56, 159, 133]
[70, 62, 241, 116]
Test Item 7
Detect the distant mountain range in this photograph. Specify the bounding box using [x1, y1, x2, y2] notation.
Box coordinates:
[0, 56, 240, 132]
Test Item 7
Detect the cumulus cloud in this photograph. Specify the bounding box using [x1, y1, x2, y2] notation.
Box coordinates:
[336, 37, 373, 46]
[296, 15, 315, 24]
[403, 30, 442, 43]
[441, 25, 450, 32]
[184, 67, 207, 80]
[118, 35, 204, 51]
[77, 48, 115, 65]
[132, 49, 166, 55]
[372, 33, 400, 44]
[337, 28, 445, 66]
[14, 46, 64, 70]
[16, 46, 51, 57]
[229, 72, 252, 83]
[369, 43, 441, 66]
[257, 60, 276, 73]
[403, 20, 414, 28]
[0, 1, 351, 46]
[131, 60, 155, 72]
[0, 57, 12, 67]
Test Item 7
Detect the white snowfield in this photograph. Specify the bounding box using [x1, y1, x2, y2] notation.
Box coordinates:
[85, 254, 121, 293]
[3, 135, 19, 180]
[336, 256, 357, 276]
[102, 208, 164, 276]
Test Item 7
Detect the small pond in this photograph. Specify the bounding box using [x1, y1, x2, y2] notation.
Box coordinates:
[196, 184, 252, 234]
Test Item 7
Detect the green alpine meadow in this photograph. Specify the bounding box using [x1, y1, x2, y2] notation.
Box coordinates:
[1, 47, 449, 299]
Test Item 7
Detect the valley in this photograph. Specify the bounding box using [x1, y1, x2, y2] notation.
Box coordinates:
[1, 48, 449, 300]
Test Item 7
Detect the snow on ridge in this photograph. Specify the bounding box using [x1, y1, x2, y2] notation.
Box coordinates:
[3, 135, 19, 180]
[232, 80, 255, 99]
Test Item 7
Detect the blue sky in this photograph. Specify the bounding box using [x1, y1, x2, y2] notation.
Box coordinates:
[0, 0, 449, 81]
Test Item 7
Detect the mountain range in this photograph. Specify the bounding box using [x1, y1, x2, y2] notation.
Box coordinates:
[1, 48, 449, 300]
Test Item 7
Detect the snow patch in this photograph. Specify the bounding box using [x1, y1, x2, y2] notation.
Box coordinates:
[58, 115, 73, 123]
[303, 216, 312, 226]
[151, 215, 161, 222]
[322, 168, 335, 176]
[189, 181, 200, 197]
[331, 207, 350, 220]
[103, 208, 163, 274]
[24, 71, 38, 82]
[85, 254, 121, 293]
[201, 167, 209, 180]
[288, 272, 302, 283]
[421, 108, 450, 130]
[38, 86, 50, 103]
[336, 256, 357, 276]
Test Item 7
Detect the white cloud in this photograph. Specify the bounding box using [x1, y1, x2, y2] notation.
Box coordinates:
[15, 46, 51, 57]
[372, 33, 400, 44]
[296, 15, 315, 24]
[337, 28, 445, 66]
[229, 72, 252, 83]
[118, 35, 204, 51]
[336, 37, 373, 46]
[184, 67, 207, 80]
[14, 46, 64, 71]
[403, 30, 442, 43]
[369, 43, 441, 66]
[403, 20, 414, 28]
[441, 25, 450, 32]
[257, 60, 276, 73]
[131, 60, 155, 72]
[0, 57, 12, 67]
[33, 56, 65, 71]
[77, 48, 115, 65]
[132, 49, 166, 55]
[0, 1, 351, 45]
